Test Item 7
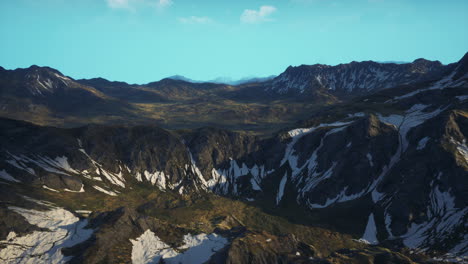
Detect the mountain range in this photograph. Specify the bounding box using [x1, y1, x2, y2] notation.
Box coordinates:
[0, 52, 467, 264]
[0, 57, 453, 134]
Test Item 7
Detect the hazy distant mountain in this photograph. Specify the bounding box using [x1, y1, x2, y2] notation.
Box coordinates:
[378, 60, 410, 64]
[168, 74, 276, 85]
[167, 74, 199, 83]
[209, 75, 277, 85]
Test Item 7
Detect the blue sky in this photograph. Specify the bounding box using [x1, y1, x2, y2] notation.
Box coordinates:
[1, 0, 467, 83]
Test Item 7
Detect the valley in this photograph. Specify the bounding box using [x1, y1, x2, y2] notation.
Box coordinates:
[0, 57, 450, 136]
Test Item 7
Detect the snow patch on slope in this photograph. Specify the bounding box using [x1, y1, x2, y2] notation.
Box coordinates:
[43, 185, 60, 192]
[450, 138, 468, 164]
[361, 213, 378, 245]
[417, 137, 430, 150]
[184, 147, 211, 192]
[130, 230, 228, 264]
[140, 171, 167, 190]
[0, 169, 20, 182]
[283, 121, 353, 165]
[0, 202, 93, 263]
[276, 173, 288, 205]
[366, 153, 374, 167]
[283, 121, 352, 179]
[7, 154, 79, 176]
[5, 153, 36, 175]
[450, 234, 468, 257]
[78, 148, 126, 187]
[372, 104, 445, 203]
[308, 186, 366, 209]
[93, 185, 118, 196]
[392, 70, 466, 101]
[403, 185, 467, 250]
[64, 185, 85, 193]
[208, 160, 268, 195]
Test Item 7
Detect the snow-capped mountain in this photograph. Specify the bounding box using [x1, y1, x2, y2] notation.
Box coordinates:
[268, 58, 451, 95]
[0, 65, 105, 98]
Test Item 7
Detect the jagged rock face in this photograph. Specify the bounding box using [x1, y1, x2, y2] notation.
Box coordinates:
[0, 121, 213, 194]
[379, 108, 467, 252]
[78, 125, 190, 184]
[285, 115, 399, 206]
[182, 127, 261, 180]
[268, 59, 451, 96]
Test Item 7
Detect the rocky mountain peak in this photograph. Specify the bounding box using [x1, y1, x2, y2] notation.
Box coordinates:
[0, 65, 74, 97]
[145, 77, 197, 88]
[25, 65, 66, 77]
[453, 52, 468, 80]
[79, 77, 132, 89]
[409, 58, 444, 73]
[412, 58, 435, 64]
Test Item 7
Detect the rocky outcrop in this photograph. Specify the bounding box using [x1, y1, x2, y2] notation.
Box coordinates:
[67, 207, 188, 264]
[221, 232, 317, 264]
[183, 127, 261, 180]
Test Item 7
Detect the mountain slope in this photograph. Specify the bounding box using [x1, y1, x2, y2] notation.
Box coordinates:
[77, 77, 168, 103]
[0, 65, 140, 127]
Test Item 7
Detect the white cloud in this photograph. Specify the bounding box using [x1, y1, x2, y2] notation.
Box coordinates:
[156, 0, 173, 9]
[107, 0, 131, 9]
[178, 16, 213, 24]
[106, 0, 173, 10]
[240, 5, 277, 24]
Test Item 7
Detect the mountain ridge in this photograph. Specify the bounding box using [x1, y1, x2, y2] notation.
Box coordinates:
[1, 56, 454, 88]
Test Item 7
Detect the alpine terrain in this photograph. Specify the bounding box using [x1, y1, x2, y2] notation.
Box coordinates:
[0, 52, 467, 264]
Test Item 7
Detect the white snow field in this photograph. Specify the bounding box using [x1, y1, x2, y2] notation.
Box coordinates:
[130, 230, 228, 264]
[0, 200, 93, 264]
